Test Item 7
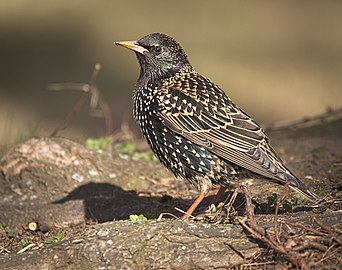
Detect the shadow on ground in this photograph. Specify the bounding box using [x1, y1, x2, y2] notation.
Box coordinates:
[52, 182, 252, 223]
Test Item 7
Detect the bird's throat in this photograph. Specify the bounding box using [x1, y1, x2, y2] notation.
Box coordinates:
[135, 52, 192, 89]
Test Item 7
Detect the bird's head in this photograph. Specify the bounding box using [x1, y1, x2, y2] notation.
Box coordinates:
[115, 33, 192, 82]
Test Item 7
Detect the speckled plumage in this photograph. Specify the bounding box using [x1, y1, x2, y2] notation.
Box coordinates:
[115, 33, 319, 214]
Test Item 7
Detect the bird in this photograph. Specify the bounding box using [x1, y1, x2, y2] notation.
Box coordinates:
[114, 33, 320, 219]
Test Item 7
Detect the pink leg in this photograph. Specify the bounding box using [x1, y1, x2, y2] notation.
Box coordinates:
[210, 186, 227, 205]
[181, 193, 206, 220]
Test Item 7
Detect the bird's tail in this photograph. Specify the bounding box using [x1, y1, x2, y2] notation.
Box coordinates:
[288, 178, 321, 202]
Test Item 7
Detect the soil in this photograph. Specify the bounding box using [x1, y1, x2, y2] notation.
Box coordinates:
[0, 114, 341, 269]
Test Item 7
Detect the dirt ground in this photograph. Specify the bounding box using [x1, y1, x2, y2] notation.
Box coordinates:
[0, 113, 341, 269]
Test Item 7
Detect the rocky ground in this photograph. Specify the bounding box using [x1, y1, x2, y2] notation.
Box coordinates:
[0, 114, 341, 269]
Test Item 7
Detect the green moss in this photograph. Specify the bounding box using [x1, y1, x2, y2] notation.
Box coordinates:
[281, 194, 307, 211]
[133, 151, 154, 161]
[20, 238, 31, 248]
[260, 193, 315, 212]
[0, 223, 9, 233]
[115, 141, 154, 161]
[86, 136, 113, 150]
[314, 188, 328, 197]
[129, 214, 148, 222]
[115, 141, 137, 155]
[44, 232, 65, 245]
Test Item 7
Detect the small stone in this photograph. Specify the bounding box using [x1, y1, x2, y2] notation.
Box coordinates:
[89, 169, 99, 176]
[109, 173, 117, 179]
[97, 229, 110, 238]
[28, 222, 38, 231]
[72, 173, 84, 182]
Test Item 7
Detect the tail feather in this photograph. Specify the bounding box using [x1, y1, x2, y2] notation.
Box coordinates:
[259, 144, 321, 202]
[288, 180, 321, 202]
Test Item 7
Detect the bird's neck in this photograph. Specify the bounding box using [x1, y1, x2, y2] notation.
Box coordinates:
[136, 62, 192, 90]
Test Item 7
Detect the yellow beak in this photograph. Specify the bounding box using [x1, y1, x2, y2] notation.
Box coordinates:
[114, 40, 148, 54]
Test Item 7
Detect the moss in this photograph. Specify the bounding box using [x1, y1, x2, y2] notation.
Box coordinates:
[115, 141, 154, 161]
[129, 214, 148, 222]
[86, 136, 113, 150]
[20, 238, 31, 248]
[115, 141, 137, 155]
[44, 232, 65, 245]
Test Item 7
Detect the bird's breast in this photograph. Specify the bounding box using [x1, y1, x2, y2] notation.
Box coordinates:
[133, 83, 158, 121]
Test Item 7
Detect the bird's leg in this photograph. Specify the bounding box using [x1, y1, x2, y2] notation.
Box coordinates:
[180, 193, 207, 220]
[210, 186, 227, 205]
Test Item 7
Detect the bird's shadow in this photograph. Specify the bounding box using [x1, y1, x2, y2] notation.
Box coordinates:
[52, 182, 247, 223]
[52, 182, 179, 222]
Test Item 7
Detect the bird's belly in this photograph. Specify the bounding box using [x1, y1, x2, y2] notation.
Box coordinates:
[138, 116, 239, 186]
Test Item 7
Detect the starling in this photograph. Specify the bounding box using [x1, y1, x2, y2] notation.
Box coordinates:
[114, 33, 320, 219]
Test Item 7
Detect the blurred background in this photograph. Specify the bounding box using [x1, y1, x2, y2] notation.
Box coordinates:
[0, 0, 341, 155]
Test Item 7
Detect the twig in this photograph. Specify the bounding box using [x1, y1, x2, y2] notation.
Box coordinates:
[285, 221, 327, 236]
[17, 243, 36, 254]
[174, 207, 195, 219]
[111, 115, 135, 142]
[265, 107, 342, 131]
[206, 186, 239, 222]
[312, 218, 342, 246]
[88, 85, 113, 135]
[321, 243, 336, 259]
[237, 217, 309, 270]
[49, 63, 107, 136]
[223, 186, 239, 215]
[240, 184, 255, 226]
[0, 245, 10, 254]
[312, 217, 339, 234]
[292, 241, 327, 252]
[274, 187, 289, 244]
[157, 212, 179, 221]
[316, 246, 341, 265]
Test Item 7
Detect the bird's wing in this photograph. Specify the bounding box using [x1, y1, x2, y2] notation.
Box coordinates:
[157, 72, 292, 182]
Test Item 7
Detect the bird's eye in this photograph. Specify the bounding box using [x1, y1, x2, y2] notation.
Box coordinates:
[154, 45, 162, 54]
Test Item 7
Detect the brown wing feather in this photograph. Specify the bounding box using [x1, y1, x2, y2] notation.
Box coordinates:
[157, 71, 293, 182]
